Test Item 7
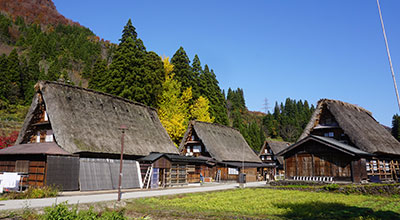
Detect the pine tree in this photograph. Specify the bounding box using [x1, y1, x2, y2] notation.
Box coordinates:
[171, 47, 194, 90]
[101, 19, 162, 107]
[392, 114, 400, 141]
[191, 54, 202, 77]
[0, 54, 9, 102]
[7, 49, 21, 104]
[262, 98, 314, 142]
[120, 19, 138, 44]
[191, 54, 202, 99]
[88, 58, 108, 91]
[199, 65, 228, 125]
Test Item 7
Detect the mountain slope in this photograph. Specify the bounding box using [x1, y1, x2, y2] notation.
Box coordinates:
[0, 0, 79, 27]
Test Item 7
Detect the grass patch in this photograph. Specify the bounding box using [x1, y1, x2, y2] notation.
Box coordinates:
[1, 185, 59, 200]
[125, 188, 400, 220]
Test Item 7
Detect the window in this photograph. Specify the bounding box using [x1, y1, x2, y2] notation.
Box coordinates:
[228, 168, 239, 175]
[264, 149, 269, 154]
[36, 131, 40, 143]
[187, 146, 191, 153]
[324, 132, 334, 137]
[44, 111, 48, 121]
[192, 145, 201, 153]
[45, 130, 53, 142]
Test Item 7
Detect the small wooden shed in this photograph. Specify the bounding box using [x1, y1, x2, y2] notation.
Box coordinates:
[138, 153, 208, 188]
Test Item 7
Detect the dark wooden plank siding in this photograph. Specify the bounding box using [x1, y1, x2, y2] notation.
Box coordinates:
[284, 140, 355, 181]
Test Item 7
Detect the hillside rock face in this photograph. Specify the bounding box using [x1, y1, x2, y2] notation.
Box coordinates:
[0, 0, 79, 26]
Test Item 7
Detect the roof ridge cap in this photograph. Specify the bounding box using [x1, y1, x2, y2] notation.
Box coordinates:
[318, 98, 372, 116]
[193, 120, 240, 132]
[35, 80, 157, 112]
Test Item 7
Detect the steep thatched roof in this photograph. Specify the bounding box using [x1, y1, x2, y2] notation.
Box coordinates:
[259, 140, 291, 164]
[179, 121, 261, 163]
[260, 140, 290, 156]
[16, 81, 178, 156]
[298, 99, 400, 156]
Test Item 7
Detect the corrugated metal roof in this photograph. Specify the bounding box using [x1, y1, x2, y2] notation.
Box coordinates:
[138, 153, 164, 162]
[0, 142, 71, 155]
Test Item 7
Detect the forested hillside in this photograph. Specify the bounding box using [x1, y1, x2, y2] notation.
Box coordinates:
[0, 0, 114, 148]
[0, 0, 315, 150]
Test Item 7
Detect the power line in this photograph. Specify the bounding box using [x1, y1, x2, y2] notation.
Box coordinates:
[376, 0, 400, 112]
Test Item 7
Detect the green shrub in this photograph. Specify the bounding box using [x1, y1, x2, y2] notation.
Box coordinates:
[322, 183, 339, 191]
[98, 209, 126, 220]
[42, 202, 77, 220]
[41, 202, 127, 220]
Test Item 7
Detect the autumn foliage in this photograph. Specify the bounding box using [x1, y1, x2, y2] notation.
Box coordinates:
[0, 0, 80, 27]
[0, 130, 18, 149]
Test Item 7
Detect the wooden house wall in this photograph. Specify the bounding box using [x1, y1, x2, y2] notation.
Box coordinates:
[216, 167, 239, 181]
[0, 155, 47, 187]
[187, 164, 199, 183]
[243, 167, 257, 182]
[284, 141, 359, 181]
[153, 157, 171, 169]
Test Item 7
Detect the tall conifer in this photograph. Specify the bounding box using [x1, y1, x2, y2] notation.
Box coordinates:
[171, 47, 194, 90]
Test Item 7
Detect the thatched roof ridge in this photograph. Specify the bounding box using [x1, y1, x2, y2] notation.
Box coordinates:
[34, 81, 156, 111]
[298, 99, 400, 155]
[180, 121, 261, 163]
[17, 81, 178, 156]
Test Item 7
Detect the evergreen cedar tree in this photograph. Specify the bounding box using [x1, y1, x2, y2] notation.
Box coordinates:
[93, 18, 164, 107]
[262, 98, 315, 142]
[392, 114, 400, 141]
[170, 46, 229, 126]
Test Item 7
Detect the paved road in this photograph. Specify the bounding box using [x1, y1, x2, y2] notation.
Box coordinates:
[0, 181, 267, 211]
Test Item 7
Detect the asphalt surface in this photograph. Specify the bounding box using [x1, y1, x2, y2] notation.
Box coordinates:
[0, 181, 267, 211]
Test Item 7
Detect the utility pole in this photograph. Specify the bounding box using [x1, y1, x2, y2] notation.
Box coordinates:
[376, 0, 400, 111]
[118, 125, 128, 201]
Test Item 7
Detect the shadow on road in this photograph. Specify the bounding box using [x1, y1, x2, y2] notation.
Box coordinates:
[274, 201, 400, 220]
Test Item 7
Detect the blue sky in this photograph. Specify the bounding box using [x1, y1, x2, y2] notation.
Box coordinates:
[53, 0, 400, 126]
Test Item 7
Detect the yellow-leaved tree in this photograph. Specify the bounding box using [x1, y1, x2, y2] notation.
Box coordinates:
[158, 56, 214, 146]
[158, 56, 192, 146]
[191, 96, 215, 123]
